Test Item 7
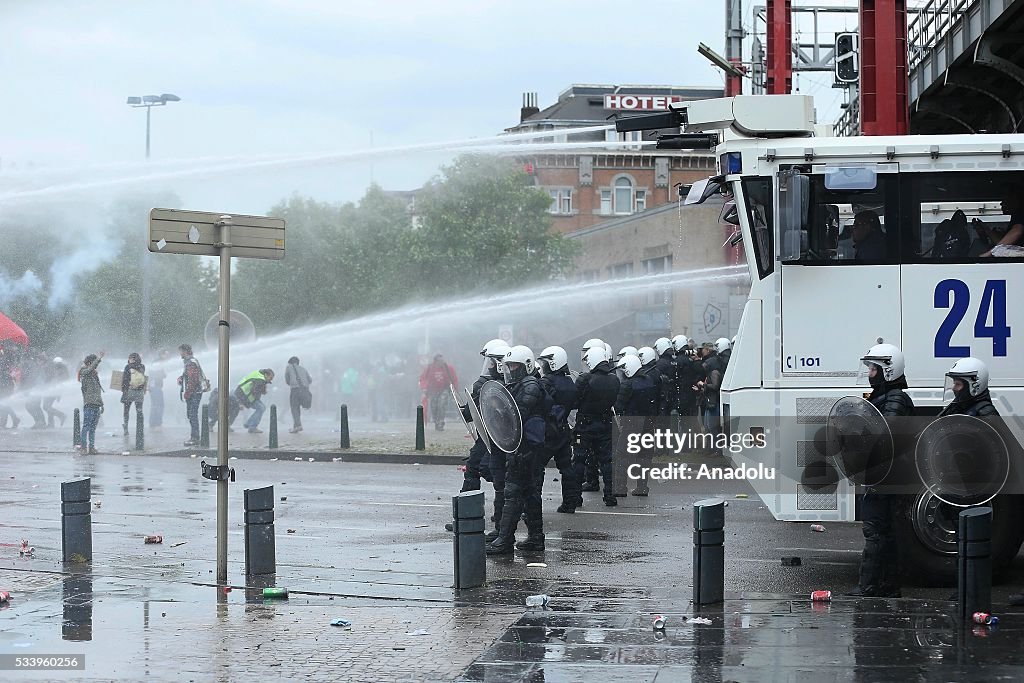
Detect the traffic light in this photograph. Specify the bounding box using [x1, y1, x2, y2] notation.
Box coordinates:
[835, 32, 859, 84]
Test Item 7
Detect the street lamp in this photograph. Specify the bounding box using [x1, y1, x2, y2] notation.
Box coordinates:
[126, 93, 181, 159]
[125, 93, 180, 350]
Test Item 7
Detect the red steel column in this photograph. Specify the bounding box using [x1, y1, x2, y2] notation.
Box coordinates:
[860, 0, 909, 135]
[765, 0, 793, 94]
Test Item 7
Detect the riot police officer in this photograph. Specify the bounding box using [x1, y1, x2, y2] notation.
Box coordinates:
[487, 345, 546, 555]
[573, 346, 620, 506]
[847, 342, 915, 598]
[938, 357, 999, 417]
[536, 346, 582, 515]
[671, 335, 700, 418]
[653, 337, 677, 416]
[617, 354, 659, 496]
[462, 339, 508, 495]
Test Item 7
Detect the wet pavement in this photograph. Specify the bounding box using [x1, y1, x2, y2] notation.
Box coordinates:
[0, 449, 1022, 680]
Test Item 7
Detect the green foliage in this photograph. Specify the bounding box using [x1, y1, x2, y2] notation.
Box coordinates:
[233, 155, 577, 332]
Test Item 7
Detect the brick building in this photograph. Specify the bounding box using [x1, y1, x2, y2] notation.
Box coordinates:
[506, 85, 723, 234]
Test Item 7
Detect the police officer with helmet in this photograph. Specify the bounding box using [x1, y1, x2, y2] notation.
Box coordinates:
[486, 345, 547, 555]
[938, 357, 999, 417]
[536, 345, 583, 514]
[847, 342, 914, 598]
[573, 345, 620, 506]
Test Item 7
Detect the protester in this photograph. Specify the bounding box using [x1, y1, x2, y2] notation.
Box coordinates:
[43, 356, 69, 428]
[178, 344, 208, 447]
[78, 352, 105, 454]
[120, 352, 147, 436]
[419, 354, 459, 431]
[235, 369, 275, 434]
[285, 356, 313, 433]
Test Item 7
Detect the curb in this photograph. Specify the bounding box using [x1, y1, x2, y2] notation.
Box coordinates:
[149, 449, 466, 465]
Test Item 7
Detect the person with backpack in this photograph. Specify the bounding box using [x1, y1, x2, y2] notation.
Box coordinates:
[235, 369, 275, 434]
[284, 357, 313, 433]
[419, 354, 459, 431]
[78, 351, 105, 454]
[177, 344, 208, 447]
[120, 353, 147, 437]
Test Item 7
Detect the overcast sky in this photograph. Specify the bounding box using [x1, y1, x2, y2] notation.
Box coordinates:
[0, 1, 852, 213]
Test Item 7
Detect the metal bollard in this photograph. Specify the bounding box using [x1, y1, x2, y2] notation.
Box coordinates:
[61, 479, 92, 563]
[73, 409, 81, 447]
[415, 405, 426, 451]
[269, 405, 278, 449]
[452, 490, 486, 589]
[200, 404, 210, 448]
[339, 404, 351, 449]
[62, 567, 93, 642]
[692, 497, 725, 605]
[135, 410, 145, 451]
[958, 506, 992, 621]
[244, 485, 276, 579]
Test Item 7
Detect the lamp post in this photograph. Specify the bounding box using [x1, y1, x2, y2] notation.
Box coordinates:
[126, 93, 180, 349]
[126, 93, 180, 159]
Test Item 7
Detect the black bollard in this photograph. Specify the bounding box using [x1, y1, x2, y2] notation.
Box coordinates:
[61, 478, 92, 563]
[958, 506, 993, 622]
[692, 497, 725, 605]
[269, 405, 278, 449]
[73, 409, 81, 448]
[415, 405, 426, 451]
[135, 410, 144, 451]
[244, 485, 277, 579]
[339, 404, 351, 449]
[200, 405, 210, 448]
[452, 490, 486, 589]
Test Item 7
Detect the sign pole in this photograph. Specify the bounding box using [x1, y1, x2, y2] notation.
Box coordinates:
[216, 215, 233, 585]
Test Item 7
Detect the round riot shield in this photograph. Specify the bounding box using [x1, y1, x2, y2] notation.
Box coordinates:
[450, 385, 477, 440]
[915, 415, 1009, 507]
[478, 380, 522, 454]
[465, 390, 492, 455]
[826, 396, 894, 486]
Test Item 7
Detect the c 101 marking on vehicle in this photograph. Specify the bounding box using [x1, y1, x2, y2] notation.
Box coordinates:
[785, 356, 822, 369]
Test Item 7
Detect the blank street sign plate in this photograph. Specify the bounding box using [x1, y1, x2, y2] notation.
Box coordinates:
[149, 208, 285, 260]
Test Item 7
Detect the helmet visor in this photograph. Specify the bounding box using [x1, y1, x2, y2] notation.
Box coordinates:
[944, 374, 974, 403]
[858, 357, 886, 387]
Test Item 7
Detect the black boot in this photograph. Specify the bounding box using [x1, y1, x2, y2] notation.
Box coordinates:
[603, 496, 618, 507]
[516, 517, 545, 551]
[487, 492, 522, 555]
[556, 501, 577, 513]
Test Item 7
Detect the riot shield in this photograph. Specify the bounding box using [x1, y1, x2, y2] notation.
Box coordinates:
[478, 380, 522, 454]
[826, 396, 894, 486]
[450, 385, 477, 440]
[465, 389, 492, 455]
[915, 415, 1009, 507]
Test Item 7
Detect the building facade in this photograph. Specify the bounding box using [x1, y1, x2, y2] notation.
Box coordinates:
[507, 85, 723, 235]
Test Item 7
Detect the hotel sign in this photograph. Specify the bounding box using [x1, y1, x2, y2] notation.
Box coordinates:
[603, 94, 686, 111]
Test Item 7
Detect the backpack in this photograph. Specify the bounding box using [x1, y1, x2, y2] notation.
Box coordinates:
[129, 368, 147, 390]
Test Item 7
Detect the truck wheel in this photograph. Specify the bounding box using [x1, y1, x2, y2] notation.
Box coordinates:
[894, 492, 1024, 587]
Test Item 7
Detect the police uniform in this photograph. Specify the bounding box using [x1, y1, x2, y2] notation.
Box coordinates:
[618, 363, 659, 495]
[461, 366, 501, 494]
[572, 360, 620, 506]
[537, 369, 582, 513]
[855, 377, 915, 597]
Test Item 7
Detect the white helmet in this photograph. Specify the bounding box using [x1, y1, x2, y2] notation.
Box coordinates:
[604, 342, 613, 357]
[620, 355, 643, 378]
[654, 337, 673, 356]
[946, 357, 989, 398]
[537, 346, 568, 374]
[53, 357, 64, 364]
[616, 345, 638, 360]
[582, 346, 609, 371]
[714, 337, 732, 353]
[637, 346, 657, 367]
[581, 338, 605, 362]
[503, 345, 535, 383]
[481, 339, 509, 358]
[860, 343, 905, 383]
[670, 335, 690, 352]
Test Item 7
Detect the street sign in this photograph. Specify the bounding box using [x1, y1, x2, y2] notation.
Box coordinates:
[148, 208, 285, 260]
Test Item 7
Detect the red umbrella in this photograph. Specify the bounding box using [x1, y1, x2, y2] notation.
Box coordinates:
[0, 312, 29, 347]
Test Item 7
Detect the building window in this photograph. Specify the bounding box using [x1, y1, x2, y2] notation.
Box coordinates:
[548, 188, 573, 215]
[642, 254, 673, 306]
[608, 262, 634, 279]
[600, 189, 612, 215]
[614, 177, 633, 214]
[635, 189, 647, 212]
[579, 269, 600, 283]
[605, 129, 642, 150]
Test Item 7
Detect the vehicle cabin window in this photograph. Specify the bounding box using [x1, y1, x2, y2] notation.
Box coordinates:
[905, 170, 1024, 262]
[779, 169, 898, 265]
[740, 178, 773, 278]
